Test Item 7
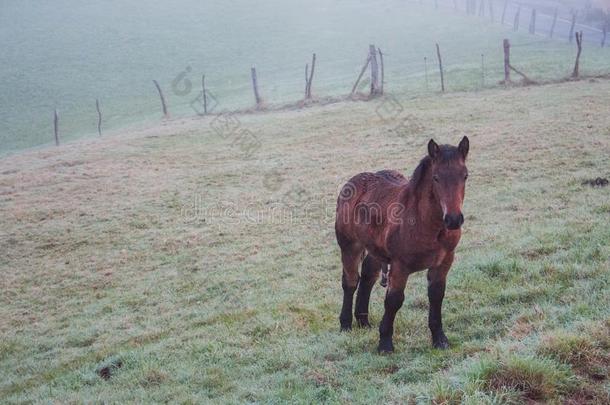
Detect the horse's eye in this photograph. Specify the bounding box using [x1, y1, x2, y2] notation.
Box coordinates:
[433, 175, 439, 183]
[464, 174, 468, 180]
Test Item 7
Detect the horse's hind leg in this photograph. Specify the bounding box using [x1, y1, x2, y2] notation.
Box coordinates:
[355, 254, 381, 328]
[378, 261, 409, 353]
[339, 242, 363, 331]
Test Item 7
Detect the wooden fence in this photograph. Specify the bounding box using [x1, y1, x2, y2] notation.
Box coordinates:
[49, 0, 609, 146]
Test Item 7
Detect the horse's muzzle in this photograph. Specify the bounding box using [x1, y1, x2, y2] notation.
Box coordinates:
[443, 213, 464, 230]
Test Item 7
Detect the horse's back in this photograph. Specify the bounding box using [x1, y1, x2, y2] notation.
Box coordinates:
[375, 170, 408, 186]
[337, 170, 405, 206]
[335, 170, 407, 246]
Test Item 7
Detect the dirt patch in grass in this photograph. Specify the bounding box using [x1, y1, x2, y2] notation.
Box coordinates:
[581, 177, 609, 187]
[96, 358, 123, 381]
[563, 385, 610, 404]
[141, 369, 169, 387]
[304, 369, 339, 387]
[380, 364, 400, 375]
[508, 318, 535, 340]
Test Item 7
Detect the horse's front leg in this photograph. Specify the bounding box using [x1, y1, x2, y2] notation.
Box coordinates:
[378, 261, 409, 353]
[427, 251, 454, 349]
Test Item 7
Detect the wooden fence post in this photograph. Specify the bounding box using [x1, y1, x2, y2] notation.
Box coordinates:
[572, 31, 583, 78]
[602, 21, 607, 48]
[569, 12, 577, 43]
[501, 0, 508, 24]
[378, 48, 385, 95]
[502, 37, 535, 84]
[513, 6, 521, 31]
[153, 80, 169, 118]
[96, 99, 102, 136]
[369, 44, 381, 96]
[309, 53, 316, 98]
[529, 9, 536, 34]
[503, 38, 510, 84]
[436, 43, 445, 92]
[351, 55, 371, 95]
[54, 109, 59, 146]
[481, 53, 485, 87]
[305, 64, 309, 97]
[251, 67, 262, 107]
[550, 8, 558, 38]
[202, 75, 208, 114]
[305, 53, 316, 99]
[424, 56, 429, 90]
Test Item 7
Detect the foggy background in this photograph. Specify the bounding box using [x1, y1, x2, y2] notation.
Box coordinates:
[1, 0, 608, 154]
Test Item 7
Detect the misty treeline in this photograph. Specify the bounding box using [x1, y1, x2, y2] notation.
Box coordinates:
[470, 0, 608, 26]
[525, 0, 609, 24]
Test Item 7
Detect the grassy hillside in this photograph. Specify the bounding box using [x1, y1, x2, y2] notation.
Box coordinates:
[1, 79, 609, 403]
[2, 0, 610, 154]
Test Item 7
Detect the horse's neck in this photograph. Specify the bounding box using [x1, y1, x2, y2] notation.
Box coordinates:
[403, 178, 444, 229]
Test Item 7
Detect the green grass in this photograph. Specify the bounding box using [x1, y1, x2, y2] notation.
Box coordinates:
[2, 0, 610, 154]
[1, 77, 609, 403]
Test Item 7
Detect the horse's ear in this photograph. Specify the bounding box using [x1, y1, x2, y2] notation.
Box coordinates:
[428, 139, 440, 160]
[458, 136, 469, 159]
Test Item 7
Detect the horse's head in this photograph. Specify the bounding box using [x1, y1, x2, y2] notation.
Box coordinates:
[427, 136, 469, 230]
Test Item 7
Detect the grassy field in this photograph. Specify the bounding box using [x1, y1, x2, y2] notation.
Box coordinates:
[1, 78, 609, 403]
[2, 0, 610, 155]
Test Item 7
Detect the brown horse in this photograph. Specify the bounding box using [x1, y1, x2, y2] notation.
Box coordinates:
[335, 137, 469, 353]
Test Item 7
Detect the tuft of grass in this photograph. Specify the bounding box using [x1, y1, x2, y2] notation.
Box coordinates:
[0, 340, 21, 362]
[538, 329, 610, 381]
[425, 378, 464, 405]
[476, 257, 522, 280]
[201, 367, 235, 397]
[463, 354, 578, 402]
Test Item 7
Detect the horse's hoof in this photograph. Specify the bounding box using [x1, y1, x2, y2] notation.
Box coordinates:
[377, 340, 394, 354]
[340, 325, 352, 332]
[432, 334, 449, 350]
[356, 318, 372, 328]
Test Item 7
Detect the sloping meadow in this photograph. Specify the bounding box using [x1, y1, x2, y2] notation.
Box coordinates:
[0, 79, 609, 403]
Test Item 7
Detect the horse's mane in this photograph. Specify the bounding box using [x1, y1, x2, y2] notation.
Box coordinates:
[409, 145, 461, 189]
[410, 156, 431, 189]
